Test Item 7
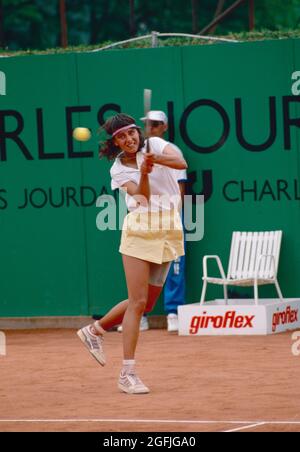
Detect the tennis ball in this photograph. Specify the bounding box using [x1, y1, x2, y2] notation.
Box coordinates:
[73, 127, 91, 142]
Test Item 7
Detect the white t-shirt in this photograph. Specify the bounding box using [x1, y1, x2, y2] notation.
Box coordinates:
[167, 143, 187, 183]
[110, 137, 182, 212]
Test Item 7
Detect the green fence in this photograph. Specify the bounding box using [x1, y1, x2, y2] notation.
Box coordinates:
[0, 39, 300, 317]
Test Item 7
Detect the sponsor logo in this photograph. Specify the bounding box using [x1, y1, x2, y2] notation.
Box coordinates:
[272, 306, 298, 333]
[189, 311, 255, 334]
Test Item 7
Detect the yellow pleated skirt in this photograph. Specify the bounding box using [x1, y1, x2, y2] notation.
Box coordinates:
[119, 209, 185, 264]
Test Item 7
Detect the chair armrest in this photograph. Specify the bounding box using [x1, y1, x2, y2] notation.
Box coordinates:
[254, 254, 276, 279]
[202, 255, 226, 279]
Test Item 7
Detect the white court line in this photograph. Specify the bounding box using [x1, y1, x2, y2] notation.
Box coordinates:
[0, 419, 255, 424]
[0, 419, 300, 426]
[224, 422, 266, 433]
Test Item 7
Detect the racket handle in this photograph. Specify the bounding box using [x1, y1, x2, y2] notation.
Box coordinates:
[146, 138, 150, 153]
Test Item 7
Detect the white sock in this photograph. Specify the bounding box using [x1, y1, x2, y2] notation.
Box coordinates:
[88, 325, 98, 336]
[89, 322, 104, 336]
[122, 359, 135, 374]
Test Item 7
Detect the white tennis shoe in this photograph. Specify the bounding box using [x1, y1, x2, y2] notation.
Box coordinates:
[77, 326, 106, 366]
[167, 313, 179, 332]
[118, 371, 150, 394]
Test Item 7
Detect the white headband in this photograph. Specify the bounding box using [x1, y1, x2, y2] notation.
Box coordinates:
[111, 124, 139, 138]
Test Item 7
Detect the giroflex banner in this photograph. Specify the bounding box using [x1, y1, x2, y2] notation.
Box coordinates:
[0, 39, 300, 317]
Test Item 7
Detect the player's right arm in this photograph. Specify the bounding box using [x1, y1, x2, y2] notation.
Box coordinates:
[121, 161, 153, 202]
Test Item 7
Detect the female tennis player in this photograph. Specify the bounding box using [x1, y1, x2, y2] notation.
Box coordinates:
[77, 113, 187, 394]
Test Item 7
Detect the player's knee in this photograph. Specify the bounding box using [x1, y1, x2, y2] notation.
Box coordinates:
[131, 297, 147, 315]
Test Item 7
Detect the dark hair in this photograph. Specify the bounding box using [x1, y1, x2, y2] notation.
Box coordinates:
[99, 113, 145, 161]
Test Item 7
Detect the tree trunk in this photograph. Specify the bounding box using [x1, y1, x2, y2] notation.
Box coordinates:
[0, 0, 4, 48]
[59, 0, 68, 48]
[199, 0, 246, 35]
[94, 0, 110, 43]
[90, 0, 98, 44]
[209, 0, 226, 34]
[249, 0, 255, 31]
[129, 0, 135, 36]
[191, 0, 199, 34]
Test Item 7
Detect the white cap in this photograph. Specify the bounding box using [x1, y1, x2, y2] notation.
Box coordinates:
[140, 110, 168, 124]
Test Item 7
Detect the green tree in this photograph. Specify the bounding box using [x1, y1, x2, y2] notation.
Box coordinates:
[255, 0, 300, 30]
[1, 0, 300, 51]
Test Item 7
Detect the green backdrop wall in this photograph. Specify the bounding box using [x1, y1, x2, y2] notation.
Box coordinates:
[0, 39, 300, 317]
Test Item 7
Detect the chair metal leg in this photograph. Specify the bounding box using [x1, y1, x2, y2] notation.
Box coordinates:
[274, 279, 284, 302]
[223, 284, 228, 305]
[200, 280, 207, 305]
[254, 281, 259, 305]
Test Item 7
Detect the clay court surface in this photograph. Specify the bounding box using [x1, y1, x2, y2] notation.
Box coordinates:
[1, 328, 300, 432]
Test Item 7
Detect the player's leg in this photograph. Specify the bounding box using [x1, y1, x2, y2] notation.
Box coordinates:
[77, 255, 147, 368]
[117, 262, 172, 339]
[77, 298, 132, 366]
[121, 255, 150, 359]
[98, 299, 129, 330]
[95, 278, 165, 332]
[76, 261, 170, 374]
[77, 281, 164, 368]
[91, 263, 171, 331]
[144, 262, 171, 313]
[118, 254, 150, 394]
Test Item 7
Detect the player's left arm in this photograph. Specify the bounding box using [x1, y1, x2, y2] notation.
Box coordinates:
[153, 144, 187, 170]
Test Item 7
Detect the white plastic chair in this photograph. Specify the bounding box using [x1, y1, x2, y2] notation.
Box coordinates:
[200, 231, 284, 305]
